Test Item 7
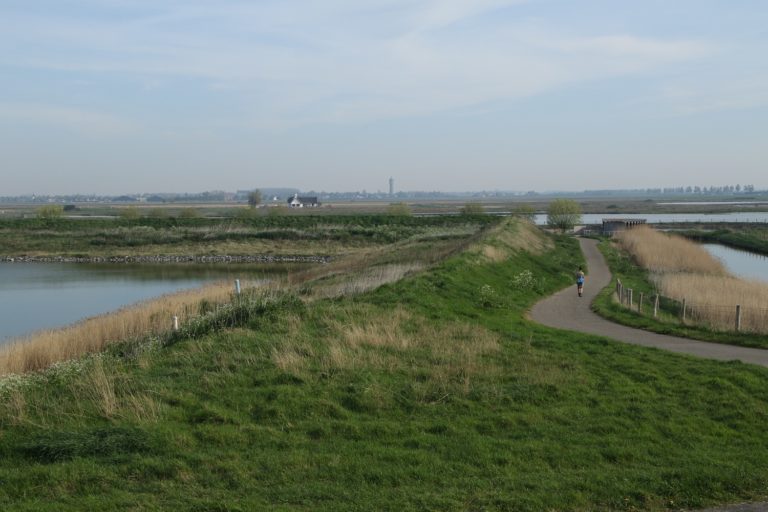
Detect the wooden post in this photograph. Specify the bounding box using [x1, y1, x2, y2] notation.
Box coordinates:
[681, 298, 686, 322]
[629, 289, 633, 308]
[638, 292, 643, 314]
[235, 279, 241, 295]
[653, 294, 659, 318]
[736, 304, 741, 332]
[173, 315, 179, 331]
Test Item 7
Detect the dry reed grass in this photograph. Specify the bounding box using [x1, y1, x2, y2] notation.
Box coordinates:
[0, 281, 245, 376]
[271, 305, 501, 398]
[617, 226, 768, 332]
[617, 226, 726, 275]
[656, 273, 768, 332]
[312, 263, 424, 299]
[472, 219, 552, 262]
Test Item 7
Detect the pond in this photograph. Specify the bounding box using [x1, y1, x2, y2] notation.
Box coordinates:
[0, 262, 300, 344]
[701, 244, 768, 283]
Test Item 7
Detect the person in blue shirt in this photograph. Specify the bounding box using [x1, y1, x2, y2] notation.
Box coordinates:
[576, 267, 585, 297]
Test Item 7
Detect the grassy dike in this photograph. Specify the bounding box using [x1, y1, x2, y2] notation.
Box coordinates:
[2, 220, 768, 511]
[680, 227, 768, 256]
[593, 238, 768, 349]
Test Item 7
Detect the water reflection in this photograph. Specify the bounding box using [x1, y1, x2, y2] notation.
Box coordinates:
[702, 244, 768, 283]
[0, 262, 306, 343]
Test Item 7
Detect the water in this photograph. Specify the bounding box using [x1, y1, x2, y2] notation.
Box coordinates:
[0, 262, 295, 343]
[701, 244, 768, 283]
[534, 212, 768, 225]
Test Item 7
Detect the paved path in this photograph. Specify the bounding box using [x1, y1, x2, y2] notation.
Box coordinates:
[531, 238, 768, 511]
[529, 238, 768, 368]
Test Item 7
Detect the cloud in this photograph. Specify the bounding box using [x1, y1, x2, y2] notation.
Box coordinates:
[0, 1, 718, 128]
[0, 103, 135, 135]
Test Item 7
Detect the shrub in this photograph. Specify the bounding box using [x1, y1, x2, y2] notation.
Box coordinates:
[36, 205, 64, 220]
[546, 199, 582, 232]
[387, 202, 412, 217]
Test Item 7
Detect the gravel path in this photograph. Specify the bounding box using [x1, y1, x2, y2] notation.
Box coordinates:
[530, 237, 768, 511]
[529, 237, 768, 368]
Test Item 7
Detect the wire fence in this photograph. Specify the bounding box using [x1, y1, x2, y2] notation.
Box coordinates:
[614, 279, 768, 334]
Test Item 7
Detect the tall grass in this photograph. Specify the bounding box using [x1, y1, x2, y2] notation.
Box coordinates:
[0, 282, 244, 376]
[271, 304, 500, 399]
[616, 226, 768, 332]
[658, 273, 768, 332]
[617, 225, 726, 275]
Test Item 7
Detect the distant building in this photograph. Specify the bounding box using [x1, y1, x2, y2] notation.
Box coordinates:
[602, 218, 647, 236]
[389, 177, 394, 196]
[287, 193, 320, 208]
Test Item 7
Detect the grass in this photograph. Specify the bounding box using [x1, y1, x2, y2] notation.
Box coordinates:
[0, 215, 491, 258]
[681, 225, 768, 256]
[3, 219, 768, 510]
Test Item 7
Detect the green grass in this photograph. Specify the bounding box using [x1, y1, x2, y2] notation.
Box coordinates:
[0, 215, 490, 258]
[593, 238, 768, 349]
[2, 222, 768, 510]
[680, 226, 768, 256]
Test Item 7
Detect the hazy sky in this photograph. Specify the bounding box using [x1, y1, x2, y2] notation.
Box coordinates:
[1, 1, 766, 195]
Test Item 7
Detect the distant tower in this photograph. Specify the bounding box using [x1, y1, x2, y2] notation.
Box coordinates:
[389, 177, 394, 196]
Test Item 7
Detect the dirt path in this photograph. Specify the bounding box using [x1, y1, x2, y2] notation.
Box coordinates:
[529, 238, 768, 368]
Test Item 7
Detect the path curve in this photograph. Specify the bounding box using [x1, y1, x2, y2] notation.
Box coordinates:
[530, 238, 768, 511]
[529, 238, 768, 368]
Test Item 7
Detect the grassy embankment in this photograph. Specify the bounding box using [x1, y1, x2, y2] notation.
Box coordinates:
[680, 225, 768, 256]
[594, 226, 768, 348]
[3, 219, 768, 510]
[1, 215, 484, 376]
[0, 215, 491, 259]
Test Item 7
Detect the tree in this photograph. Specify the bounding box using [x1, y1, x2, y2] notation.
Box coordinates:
[546, 199, 582, 232]
[36, 204, 63, 220]
[248, 189, 262, 208]
[511, 204, 537, 222]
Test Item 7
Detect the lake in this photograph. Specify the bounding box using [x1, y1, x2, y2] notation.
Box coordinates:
[0, 262, 295, 344]
[535, 212, 768, 225]
[701, 244, 768, 283]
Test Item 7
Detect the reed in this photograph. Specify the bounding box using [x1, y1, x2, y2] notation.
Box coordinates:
[617, 226, 726, 275]
[617, 226, 768, 332]
[656, 273, 768, 332]
[0, 281, 245, 376]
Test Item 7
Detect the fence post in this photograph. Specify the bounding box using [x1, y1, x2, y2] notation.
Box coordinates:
[736, 304, 741, 332]
[629, 289, 633, 308]
[654, 294, 659, 318]
[638, 292, 643, 314]
[235, 279, 241, 295]
[681, 298, 686, 322]
[172, 315, 179, 331]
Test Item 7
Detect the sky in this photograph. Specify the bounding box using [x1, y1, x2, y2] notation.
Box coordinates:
[1, 0, 766, 195]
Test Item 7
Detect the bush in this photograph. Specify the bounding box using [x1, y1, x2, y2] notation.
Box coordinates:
[546, 199, 582, 232]
[36, 205, 64, 220]
[461, 202, 486, 216]
[387, 202, 412, 217]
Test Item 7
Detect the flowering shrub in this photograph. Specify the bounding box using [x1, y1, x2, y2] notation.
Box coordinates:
[478, 284, 502, 308]
[513, 270, 536, 290]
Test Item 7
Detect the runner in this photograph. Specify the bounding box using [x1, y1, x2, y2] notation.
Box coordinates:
[576, 266, 585, 297]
